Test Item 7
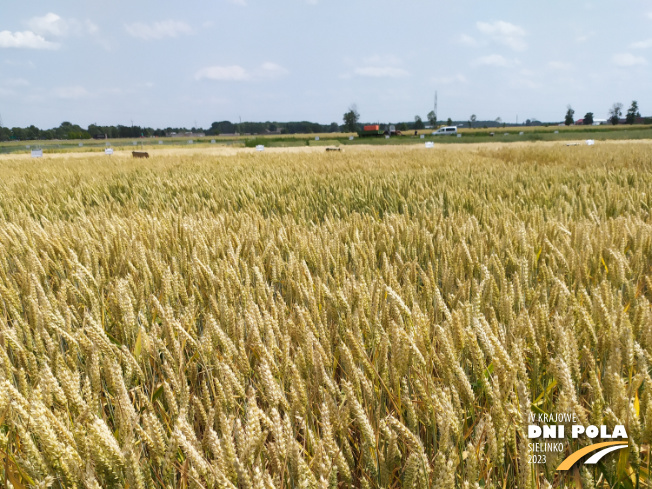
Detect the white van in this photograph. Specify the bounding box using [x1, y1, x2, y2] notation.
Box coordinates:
[432, 126, 458, 135]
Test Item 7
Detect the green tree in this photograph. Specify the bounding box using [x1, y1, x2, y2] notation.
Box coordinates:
[564, 105, 575, 125]
[427, 110, 437, 128]
[447, 118, 453, 126]
[11, 127, 25, 140]
[609, 103, 623, 125]
[343, 104, 360, 132]
[25, 125, 40, 140]
[414, 115, 424, 129]
[626, 100, 640, 124]
[583, 112, 594, 125]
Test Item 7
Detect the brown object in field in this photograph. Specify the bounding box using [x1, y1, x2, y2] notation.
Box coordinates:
[326, 147, 341, 152]
[132, 151, 149, 158]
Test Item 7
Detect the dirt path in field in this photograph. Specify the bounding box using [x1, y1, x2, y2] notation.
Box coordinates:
[1, 138, 651, 161]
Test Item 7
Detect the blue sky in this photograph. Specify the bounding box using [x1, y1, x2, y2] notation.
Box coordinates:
[1, 1, 651, 128]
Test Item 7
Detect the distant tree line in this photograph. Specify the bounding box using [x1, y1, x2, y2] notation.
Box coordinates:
[5, 104, 650, 142]
[205, 120, 341, 135]
[0, 119, 355, 141]
[0, 121, 173, 141]
[564, 101, 649, 126]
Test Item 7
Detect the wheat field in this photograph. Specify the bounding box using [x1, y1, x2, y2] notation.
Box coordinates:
[0, 144, 651, 488]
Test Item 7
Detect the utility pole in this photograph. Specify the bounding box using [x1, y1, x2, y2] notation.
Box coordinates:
[434, 91, 438, 121]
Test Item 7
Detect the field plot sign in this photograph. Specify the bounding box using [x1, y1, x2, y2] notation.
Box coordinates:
[31, 149, 43, 158]
[79, 143, 83, 147]
[349, 136, 354, 140]
[385, 135, 389, 139]
[105, 148, 114, 155]
[315, 136, 319, 141]
[425, 142, 434, 148]
[586, 139, 595, 146]
[106, 142, 110, 146]
[26, 145, 30, 149]
[519, 131, 524, 135]
[554, 130, 559, 134]
[255, 145, 264, 152]
[211, 139, 216, 144]
[133, 141, 137, 145]
[188, 140, 193, 144]
[457, 134, 462, 138]
[159, 140, 163, 145]
[420, 135, 425, 139]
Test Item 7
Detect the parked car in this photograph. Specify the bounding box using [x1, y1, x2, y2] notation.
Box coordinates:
[432, 126, 458, 135]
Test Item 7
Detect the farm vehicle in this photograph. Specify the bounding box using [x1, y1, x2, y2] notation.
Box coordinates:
[357, 124, 402, 137]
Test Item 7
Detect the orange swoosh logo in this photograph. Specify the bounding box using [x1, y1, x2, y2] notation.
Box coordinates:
[557, 441, 628, 471]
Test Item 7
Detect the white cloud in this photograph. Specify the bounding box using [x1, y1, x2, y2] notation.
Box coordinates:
[258, 62, 289, 78]
[28, 12, 98, 37]
[477, 20, 525, 38]
[196, 62, 288, 81]
[459, 33, 482, 47]
[353, 66, 409, 78]
[362, 54, 402, 65]
[125, 20, 193, 40]
[195, 65, 250, 81]
[4, 78, 29, 87]
[227, 0, 247, 5]
[347, 54, 409, 78]
[647, 11, 652, 20]
[54, 86, 90, 99]
[0, 31, 59, 50]
[306, 0, 319, 4]
[509, 78, 542, 90]
[548, 61, 572, 70]
[630, 39, 652, 49]
[612, 53, 647, 66]
[28, 13, 67, 37]
[476, 20, 527, 51]
[4, 59, 35, 68]
[431, 73, 468, 84]
[472, 54, 514, 67]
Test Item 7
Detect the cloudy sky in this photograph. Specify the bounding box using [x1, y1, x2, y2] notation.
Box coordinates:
[1, 1, 651, 128]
